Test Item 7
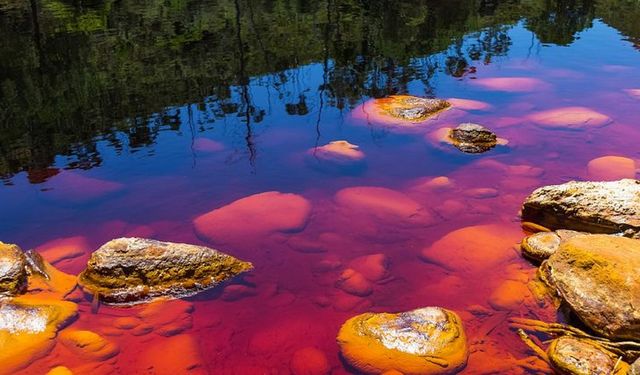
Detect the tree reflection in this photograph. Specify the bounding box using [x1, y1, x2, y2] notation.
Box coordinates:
[0, 0, 638, 182]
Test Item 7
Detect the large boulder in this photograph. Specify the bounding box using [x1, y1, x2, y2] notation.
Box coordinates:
[543, 234, 640, 340]
[337, 307, 468, 374]
[78, 237, 252, 305]
[522, 179, 640, 237]
[0, 242, 28, 296]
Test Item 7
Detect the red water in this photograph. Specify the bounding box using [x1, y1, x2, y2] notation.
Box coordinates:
[3, 21, 640, 375]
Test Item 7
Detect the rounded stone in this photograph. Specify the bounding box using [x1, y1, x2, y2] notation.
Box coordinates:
[521, 232, 561, 262]
[290, 347, 331, 375]
[587, 156, 636, 181]
[58, 330, 119, 361]
[548, 336, 628, 375]
[305, 140, 366, 173]
[337, 306, 468, 374]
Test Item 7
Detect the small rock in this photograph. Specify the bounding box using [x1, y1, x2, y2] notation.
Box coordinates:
[448, 123, 499, 153]
[46, 366, 74, 375]
[337, 307, 468, 374]
[78, 237, 252, 305]
[290, 347, 331, 375]
[488, 280, 528, 311]
[335, 186, 431, 223]
[337, 269, 372, 297]
[375, 95, 451, 122]
[221, 284, 258, 302]
[587, 156, 636, 181]
[528, 107, 612, 129]
[58, 330, 119, 361]
[522, 179, 640, 237]
[548, 336, 628, 375]
[464, 188, 499, 199]
[193, 191, 312, 246]
[135, 334, 205, 374]
[0, 242, 28, 296]
[348, 253, 389, 282]
[137, 299, 193, 337]
[472, 77, 547, 92]
[305, 140, 366, 174]
[520, 230, 581, 262]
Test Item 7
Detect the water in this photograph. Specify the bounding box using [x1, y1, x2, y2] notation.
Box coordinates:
[1, 0, 640, 373]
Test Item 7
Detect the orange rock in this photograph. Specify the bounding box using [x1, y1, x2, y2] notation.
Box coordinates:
[528, 107, 612, 129]
[348, 253, 389, 281]
[434, 200, 466, 219]
[193, 191, 312, 245]
[337, 307, 468, 374]
[448, 98, 491, 111]
[411, 176, 455, 192]
[471, 77, 548, 92]
[113, 317, 139, 330]
[221, 284, 258, 301]
[487, 280, 529, 311]
[46, 366, 74, 375]
[335, 186, 431, 223]
[136, 299, 194, 337]
[0, 297, 78, 375]
[350, 96, 454, 131]
[309, 140, 365, 162]
[36, 236, 89, 265]
[420, 224, 521, 272]
[332, 291, 372, 312]
[26, 256, 77, 300]
[290, 347, 331, 375]
[135, 334, 206, 374]
[337, 269, 373, 296]
[58, 330, 119, 361]
[587, 156, 636, 180]
[193, 138, 224, 152]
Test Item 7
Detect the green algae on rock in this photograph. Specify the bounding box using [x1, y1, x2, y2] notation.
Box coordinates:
[522, 179, 640, 237]
[78, 237, 253, 305]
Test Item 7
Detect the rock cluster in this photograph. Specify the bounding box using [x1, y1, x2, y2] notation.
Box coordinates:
[78, 237, 252, 305]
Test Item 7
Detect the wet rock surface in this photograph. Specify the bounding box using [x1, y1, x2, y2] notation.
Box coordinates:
[78, 237, 252, 305]
[449, 123, 498, 153]
[548, 336, 628, 375]
[543, 234, 640, 340]
[337, 306, 468, 374]
[520, 230, 582, 262]
[0, 242, 28, 296]
[0, 297, 78, 374]
[522, 179, 640, 237]
[631, 357, 640, 375]
[376, 95, 451, 122]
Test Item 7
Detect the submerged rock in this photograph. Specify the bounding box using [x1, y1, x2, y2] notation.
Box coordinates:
[193, 191, 312, 246]
[337, 307, 468, 374]
[528, 107, 612, 129]
[305, 140, 366, 174]
[548, 336, 628, 375]
[375, 95, 451, 122]
[449, 123, 498, 154]
[587, 156, 636, 181]
[78, 237, 252, 305]
[543, 234, 640, 340]
[59, 330, 119, 361]
[522, 179, 640, 237]
[0, 297, 78, 374]
[0, 242, 28, 296]
[290, 347, 331, 375]
[520, 230, 582, 262]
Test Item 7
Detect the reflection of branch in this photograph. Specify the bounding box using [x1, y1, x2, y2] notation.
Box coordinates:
[234, 0, 256, 169]
[315, 0, 333, 148]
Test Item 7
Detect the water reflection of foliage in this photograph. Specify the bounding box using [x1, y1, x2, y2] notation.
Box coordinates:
[0, 0, 638, 182]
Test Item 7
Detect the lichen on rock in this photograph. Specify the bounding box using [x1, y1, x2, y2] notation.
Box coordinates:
[78, 237, 252, 305]
[0, 242, 29, 296]
[375, 95, 451, 122]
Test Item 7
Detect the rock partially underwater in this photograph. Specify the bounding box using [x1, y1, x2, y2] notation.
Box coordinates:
[541, 234, 640, 341]
[375, 95, 451, 122]
[522, 179, 640, 237]
[78, 237, 252, 305]
[448, 123, 501, 154]
[0, 242, 29, 296]
[337, 307, 468, 374]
